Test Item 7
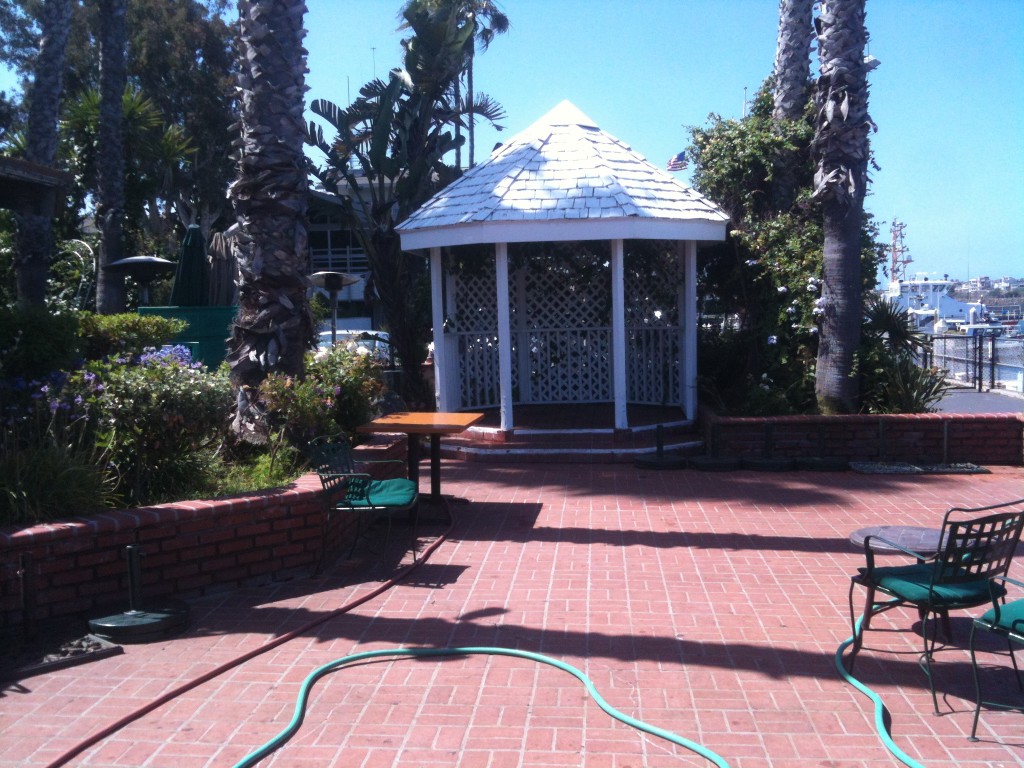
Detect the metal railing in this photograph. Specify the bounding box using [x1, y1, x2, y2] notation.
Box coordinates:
[926, 334, 1024, 392]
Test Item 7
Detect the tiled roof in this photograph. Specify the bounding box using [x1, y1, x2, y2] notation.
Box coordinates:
[397, 100, 728, 249]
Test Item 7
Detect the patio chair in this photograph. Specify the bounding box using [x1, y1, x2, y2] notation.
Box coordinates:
[308, 434, 419, 562]
[846, 499, 1024, 714]
[967, 575, 1024, 741]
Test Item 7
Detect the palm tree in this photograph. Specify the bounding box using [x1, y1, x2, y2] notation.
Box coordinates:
[94, 0, 128, 314]
[811, 0, 877, 413]
[226, 0, 313, 440]
[63, 86, 194, 261]
[461, 0, 508, 168]
[770, 0, 813, 211]
[309, 2, 504, 406]
[13, 0, 72, 309]
[399, 0, 509, 169]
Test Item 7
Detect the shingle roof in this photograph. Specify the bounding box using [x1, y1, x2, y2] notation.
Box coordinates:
[397, 100, 729, 250]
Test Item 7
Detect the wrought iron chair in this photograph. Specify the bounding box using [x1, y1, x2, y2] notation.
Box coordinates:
[968, 575, 1024, 741]
[308, 434, 419, 562]
[846, 499, 1024, 713]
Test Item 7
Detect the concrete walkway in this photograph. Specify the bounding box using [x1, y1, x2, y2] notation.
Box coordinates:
[937, 388, 1023, 414]
[2, 462, 1023, 767]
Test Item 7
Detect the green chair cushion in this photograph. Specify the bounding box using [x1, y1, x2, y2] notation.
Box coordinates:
[866, 563, 1004, 606]
[976, 598, 1024, 642]
[346, 478, 417, 509]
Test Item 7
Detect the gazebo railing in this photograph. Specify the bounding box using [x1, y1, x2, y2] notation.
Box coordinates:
[519, 326, 613, 403]
[628, 326, 681, 406]
[448, 326, 681, 411]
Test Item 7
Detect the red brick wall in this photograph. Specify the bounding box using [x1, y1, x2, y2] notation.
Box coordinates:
[0, 474, 353, 631]
[701, 411, 1024, 465]
[0, 435, 407, 632]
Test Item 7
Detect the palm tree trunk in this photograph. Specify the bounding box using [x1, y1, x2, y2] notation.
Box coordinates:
[816, 199, 865, 413]
[453, 70, 462, 170]
[467, 51, 475, 168]
[812, 0, 874, 413]
[226, 0, 313, 440]
[14, 0, 72, 309]
[94, 0, 128, 314]
[771, 0, 813, 211]
[773, 0, 813, 123]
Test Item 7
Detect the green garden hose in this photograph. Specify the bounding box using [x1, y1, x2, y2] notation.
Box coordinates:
[835, 615, 926, 768]
[232, 645, 733, 768]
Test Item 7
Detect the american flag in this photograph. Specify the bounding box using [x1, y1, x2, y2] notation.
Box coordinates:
[667, 151, 688, 172]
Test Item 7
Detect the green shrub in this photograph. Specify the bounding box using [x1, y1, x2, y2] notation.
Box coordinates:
[0, 306, 81, 381]
[860, 353, 950, 414]
[214, 445, 304, 496]
[858, 299, 948, 414]
[61, 345, 233, 505]
[78, 312, 186, 360]
[259, 344, 387, 451]
[0, 397, 119, 525]
[697, 327, 815, 416]
[1, 333, 388, 521]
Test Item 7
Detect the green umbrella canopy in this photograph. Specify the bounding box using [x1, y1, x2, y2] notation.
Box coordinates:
[169, 225, 210, 306]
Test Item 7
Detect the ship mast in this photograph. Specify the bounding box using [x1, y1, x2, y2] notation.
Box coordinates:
[890, 220, 912, 281]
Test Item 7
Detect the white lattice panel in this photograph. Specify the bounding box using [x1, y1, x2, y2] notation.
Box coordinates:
[455, 332, 503, 408]
[519, 327, 612, 402]
[516, 257, 611, 402]
[447, 250, 686, 409]
[522, 257, 610, 329]
[625, 250, 683, 405]
[451, 266, 498, 332]
[628, 327, 680, 404]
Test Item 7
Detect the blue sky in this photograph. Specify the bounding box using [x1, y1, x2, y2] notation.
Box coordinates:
[4, 1, 1022, 283]
[302, 0, 1023, 283]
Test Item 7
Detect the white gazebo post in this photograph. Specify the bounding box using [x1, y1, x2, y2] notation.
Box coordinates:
[495, 242, 514, 432]
[429, 246, 447, 410]
[610, 238, 628, 430]
[514, 267, 531, 402]
[682, 240, 698, 420]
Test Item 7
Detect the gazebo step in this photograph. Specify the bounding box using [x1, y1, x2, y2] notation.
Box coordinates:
[441, 434, 704, 465]
[436, 406, 703, 464]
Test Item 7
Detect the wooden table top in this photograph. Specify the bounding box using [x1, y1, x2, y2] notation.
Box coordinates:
[357, 411, 485, 436]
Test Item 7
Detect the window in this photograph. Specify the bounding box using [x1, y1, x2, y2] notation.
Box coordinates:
[308, 213, 369, 276]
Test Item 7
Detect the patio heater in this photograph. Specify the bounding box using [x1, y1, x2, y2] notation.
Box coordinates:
[107, 255, 175, 305]
[310, 270, 360, 345]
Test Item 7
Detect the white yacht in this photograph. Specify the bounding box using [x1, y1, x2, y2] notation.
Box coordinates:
[884, 274, 987, 331]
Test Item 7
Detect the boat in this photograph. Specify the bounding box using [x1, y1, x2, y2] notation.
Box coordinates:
[883, 274, 988, 331]
[881, 221, 989, 332]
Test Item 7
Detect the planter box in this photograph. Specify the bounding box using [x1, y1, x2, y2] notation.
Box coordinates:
[0, 435, 407, 632]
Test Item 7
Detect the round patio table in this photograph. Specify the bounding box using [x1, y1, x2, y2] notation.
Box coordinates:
[849, 525, 944, 557]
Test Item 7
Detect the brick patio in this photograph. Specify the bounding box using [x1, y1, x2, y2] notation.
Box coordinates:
[2, 461, 1023, 767]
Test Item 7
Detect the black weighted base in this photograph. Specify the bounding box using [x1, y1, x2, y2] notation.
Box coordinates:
[89, 599, 190, 644]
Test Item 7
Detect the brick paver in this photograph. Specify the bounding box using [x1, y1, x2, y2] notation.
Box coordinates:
[2, 463, 1023, 767]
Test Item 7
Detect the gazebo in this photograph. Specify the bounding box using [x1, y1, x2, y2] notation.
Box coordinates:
[397, 101, 728, 434]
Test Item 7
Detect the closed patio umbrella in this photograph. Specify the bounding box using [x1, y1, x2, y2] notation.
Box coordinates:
[169, 224, 209, 306]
